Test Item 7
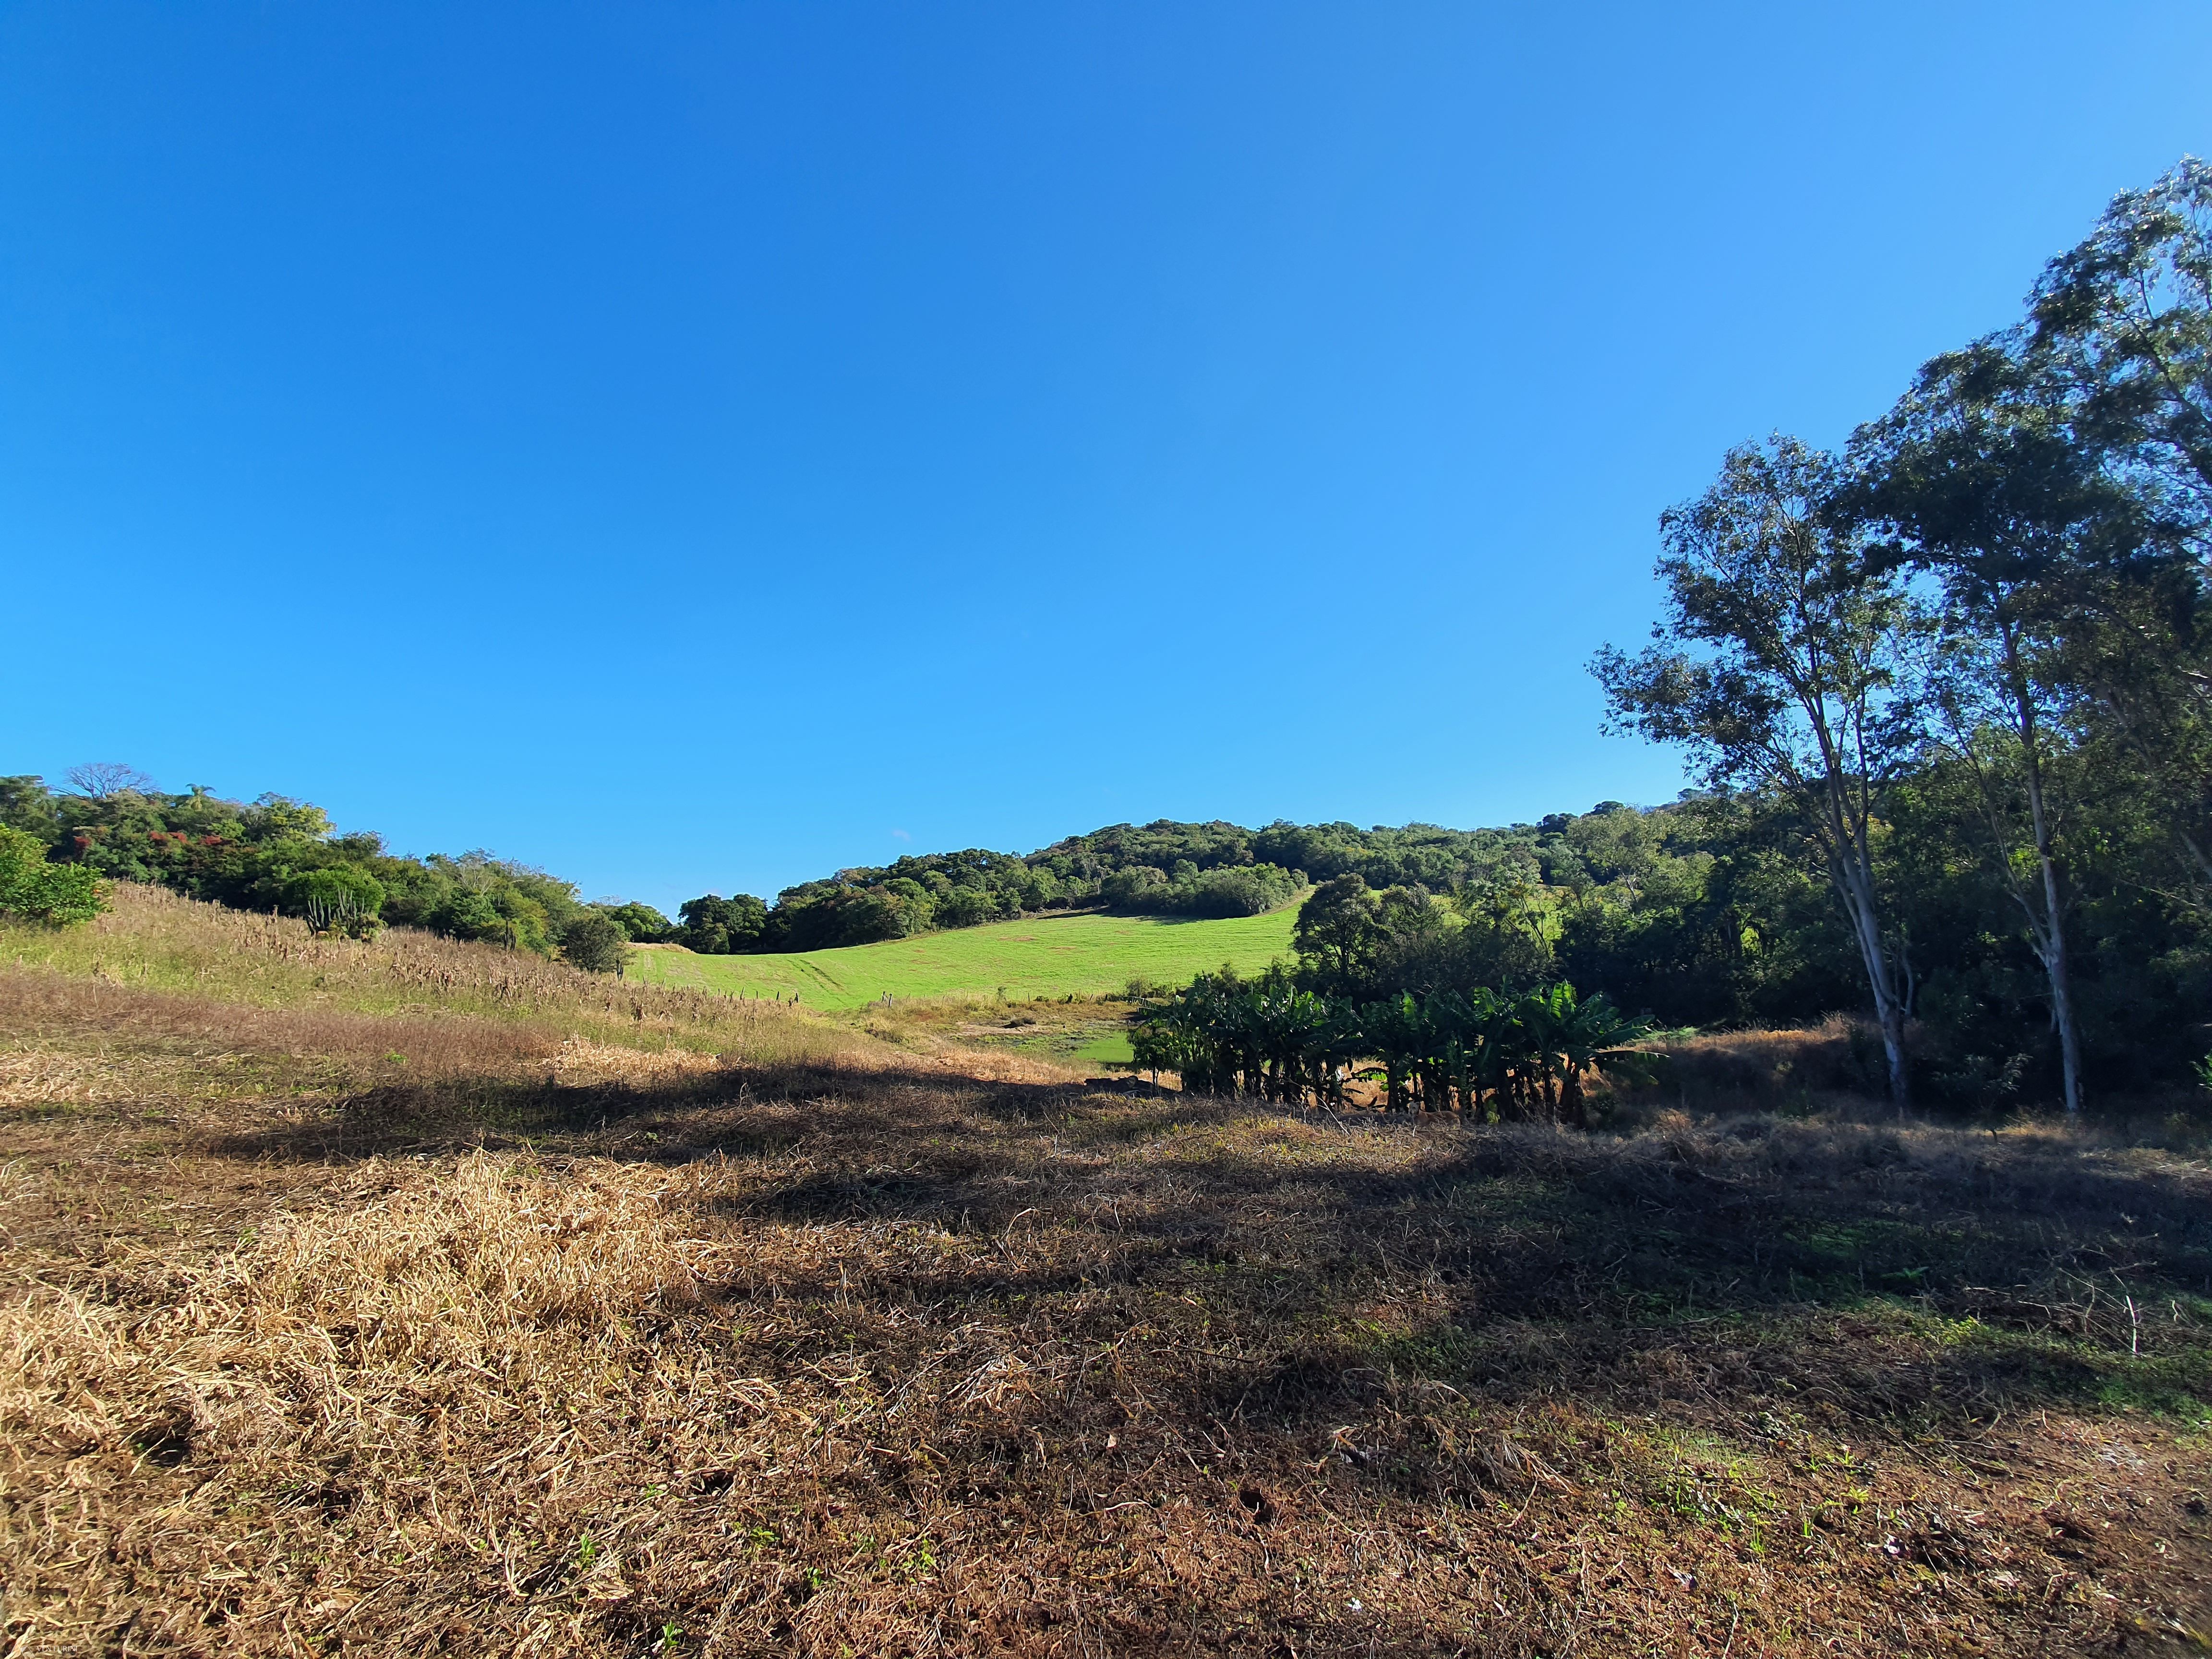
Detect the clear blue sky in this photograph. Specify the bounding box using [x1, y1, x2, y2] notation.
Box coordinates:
[5, 4, 2207, 911]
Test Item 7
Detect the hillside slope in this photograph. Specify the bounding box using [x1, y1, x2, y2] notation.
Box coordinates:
[625, 905, 1300, 1007]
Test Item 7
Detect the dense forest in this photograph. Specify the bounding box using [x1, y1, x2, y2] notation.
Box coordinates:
[1586, 157, 2212, 1113]
[673, 819, 1543, 954]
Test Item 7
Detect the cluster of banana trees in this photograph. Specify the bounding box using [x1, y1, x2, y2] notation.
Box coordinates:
[1130, 967, 1657, 1126]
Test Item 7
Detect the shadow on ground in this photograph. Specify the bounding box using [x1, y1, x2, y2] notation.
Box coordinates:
[31, 1054, 2211, 1655]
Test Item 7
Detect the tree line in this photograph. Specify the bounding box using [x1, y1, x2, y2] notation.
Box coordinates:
[1143, 160, 2212, 1120]
[0, 769, 649, 972]
[671, 818, 1606, 954]
[1593, 157, 2212, 1117]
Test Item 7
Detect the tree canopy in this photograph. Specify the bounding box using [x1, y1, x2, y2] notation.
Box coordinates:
[1591, 156, 2212, 1114]
[0, 775, 664, 973]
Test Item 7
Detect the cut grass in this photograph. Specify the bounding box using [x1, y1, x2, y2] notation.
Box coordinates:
[624, 905, 1301, 1008]
[5, 889, 2212, 1655]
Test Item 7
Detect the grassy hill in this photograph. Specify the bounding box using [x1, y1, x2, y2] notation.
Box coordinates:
[623, 905, 1301, 1007]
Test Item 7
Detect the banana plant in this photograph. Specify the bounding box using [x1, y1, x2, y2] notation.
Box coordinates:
[1521, 982, 1657, 1126]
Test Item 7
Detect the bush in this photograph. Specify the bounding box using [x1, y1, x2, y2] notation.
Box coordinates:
[281, 865, 386, 938]
[557, 910, 631, 974]
[0, 824, 105, 926]
[424, 881, 553, 953]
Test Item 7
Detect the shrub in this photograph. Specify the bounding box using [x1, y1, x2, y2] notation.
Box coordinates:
[556, 910, 630, 974]
[424, 882, 552, 953]
[0, 825, 105, 926]
[281, 866, 386, 938]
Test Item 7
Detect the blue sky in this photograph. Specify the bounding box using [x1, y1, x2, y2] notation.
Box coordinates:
[5, 3, 2208, 912]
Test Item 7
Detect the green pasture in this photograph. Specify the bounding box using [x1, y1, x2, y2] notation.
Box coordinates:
[624, 907, 1299, 1009]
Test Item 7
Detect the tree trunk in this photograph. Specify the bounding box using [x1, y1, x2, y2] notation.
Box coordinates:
[1993, 616, 2085, 1118]
[1822, 776, 1912, 1111]
[2042, 905, 2084, 1119]
[1834, 856, 1911, 1107]
[2015, 666, 2084, 1120]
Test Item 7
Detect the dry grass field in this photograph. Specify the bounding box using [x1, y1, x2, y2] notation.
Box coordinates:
[4, 887, 2210, 1656]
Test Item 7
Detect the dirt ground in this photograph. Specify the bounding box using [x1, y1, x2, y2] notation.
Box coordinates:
[3, 942, 2211, 1656]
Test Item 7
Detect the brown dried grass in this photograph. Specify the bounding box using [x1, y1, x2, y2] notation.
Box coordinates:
[6, 1081, 2210, 1656]
[1, 882, 864, 1069]
[1627, 1015, 1893, 1114]
[2, 899, 2210, 1656]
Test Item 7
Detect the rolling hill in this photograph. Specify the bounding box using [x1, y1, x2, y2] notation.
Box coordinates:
[623, 905, 1300, 1007]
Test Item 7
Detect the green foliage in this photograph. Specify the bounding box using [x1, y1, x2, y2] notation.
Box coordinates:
[682, 818, 1601, 959]
[0, 776, 63, 838]
[282, 865, 385, 938]
[1291, 873, 1382, 994]
[556, 910, 630, 974]
[1581, 156, 2212, 1110]
[595, 900, 675, 943]
[1132, 963, 1653, 1124]
[676, 892, 768, 953]
[0, 824, 105, 926]
[0, 774, 657, 963]
[1594, 435, 1926, 1104]
[1099, 860, 1304, 918]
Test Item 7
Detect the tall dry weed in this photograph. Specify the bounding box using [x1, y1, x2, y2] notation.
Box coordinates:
[1, 881, 857, 1069]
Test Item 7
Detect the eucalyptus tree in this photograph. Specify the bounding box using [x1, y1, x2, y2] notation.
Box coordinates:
[1593, 437, 1926, 1106]
[2031, 158, 2212, 902]
[1850, 342, 2143, 1118]
[2032, 156, 2212, 525]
